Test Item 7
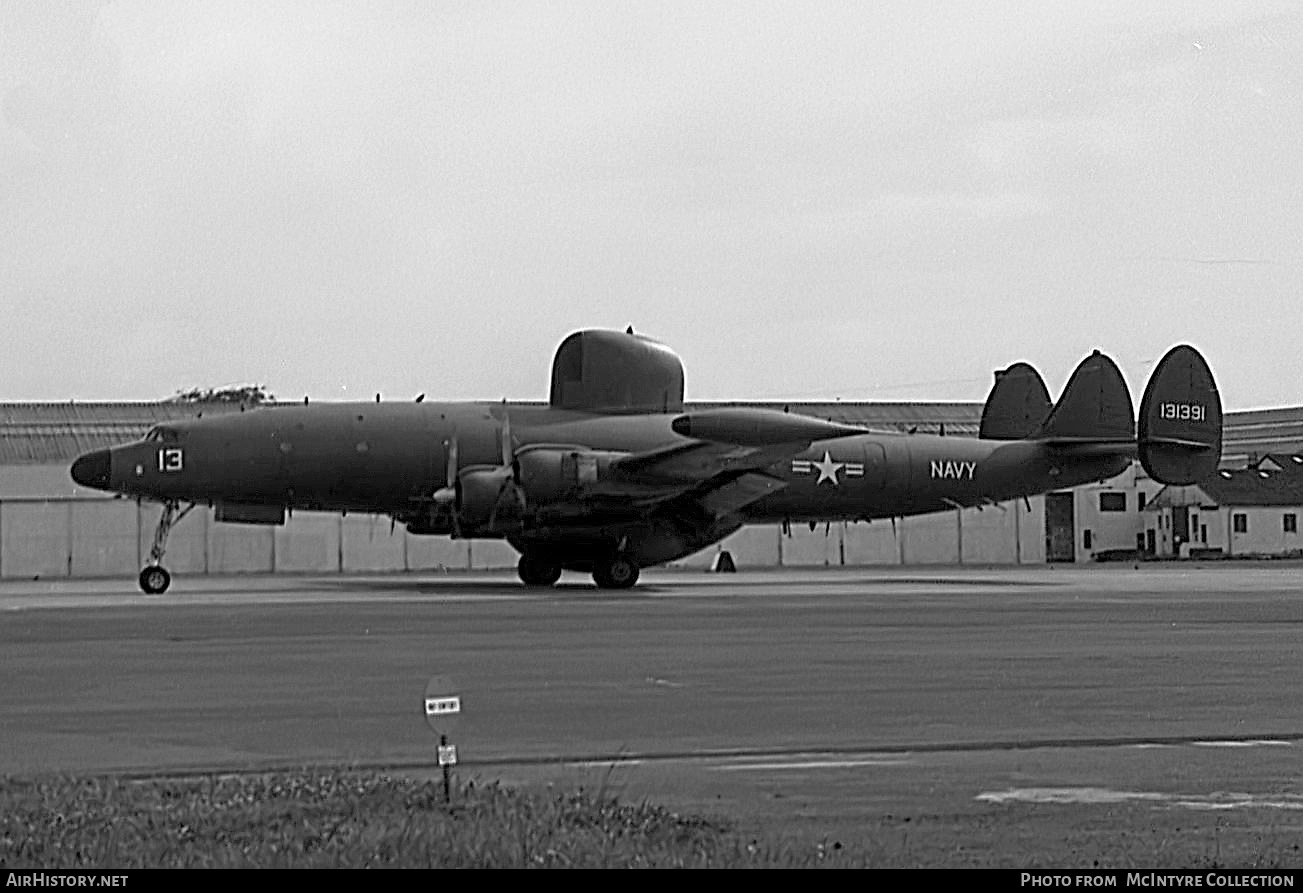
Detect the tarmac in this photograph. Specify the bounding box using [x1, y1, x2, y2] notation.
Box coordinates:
[4, 563, 1303, 850]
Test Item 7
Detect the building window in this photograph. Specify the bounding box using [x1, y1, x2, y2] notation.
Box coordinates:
[1286, 514, 1298, 534]
[1083, 529, 1093, 550]
[1137, 493, 1147, 511]
[1233, 513, 1248, 534]
[1099, 492, 1126, 512]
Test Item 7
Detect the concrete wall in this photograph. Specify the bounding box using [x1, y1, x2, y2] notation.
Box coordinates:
[0, 494, 1052, 580]
[0, 498, 522, 580]
[673, 497, 1047, 569]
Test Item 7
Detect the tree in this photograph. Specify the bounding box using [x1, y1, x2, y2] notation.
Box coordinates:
[169, 384, 275, 405]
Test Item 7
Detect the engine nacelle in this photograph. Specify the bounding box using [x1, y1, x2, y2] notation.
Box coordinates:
[421, 448, 632, 537]
[456, 465, 518, 530]
[514, 446, 627, 504]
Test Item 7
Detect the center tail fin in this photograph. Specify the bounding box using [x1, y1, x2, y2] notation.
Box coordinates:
[1137, 344, 1222, 485]
[1034, 350, 1135, 443]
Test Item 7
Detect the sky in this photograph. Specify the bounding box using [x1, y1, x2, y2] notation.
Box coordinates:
[1, 1, 1300, 410]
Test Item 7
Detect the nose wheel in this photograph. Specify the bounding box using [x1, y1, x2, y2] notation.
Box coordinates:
[138, 500, 195, 594]
[139, 565, 172, 594]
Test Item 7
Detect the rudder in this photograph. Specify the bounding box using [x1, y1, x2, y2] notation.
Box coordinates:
[980, 362, 1052, 440]
[1138, 345, 1221, 485]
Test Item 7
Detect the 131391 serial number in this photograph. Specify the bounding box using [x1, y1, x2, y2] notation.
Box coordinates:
[1159, 402, 1205, 422]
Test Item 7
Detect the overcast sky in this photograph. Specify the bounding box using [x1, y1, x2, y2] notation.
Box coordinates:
[2, 1, 1299, 409]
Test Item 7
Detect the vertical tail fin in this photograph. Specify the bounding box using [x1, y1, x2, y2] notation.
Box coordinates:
[1035, 350, 1135, 442]
[980, 362, 1052, 440]
[1137, 345, 1221, 485]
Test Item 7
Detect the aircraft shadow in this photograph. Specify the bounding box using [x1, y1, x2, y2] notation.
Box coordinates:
[313, 577, 668, 598]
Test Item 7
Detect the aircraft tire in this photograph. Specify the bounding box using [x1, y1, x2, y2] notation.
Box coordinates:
[517, 553, 562, 587]
[592, 555, 639, 589]
[139, 565, 171, 594]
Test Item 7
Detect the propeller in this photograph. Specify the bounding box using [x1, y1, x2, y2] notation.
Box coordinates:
[431, 416, 525, 533]
[432, 435, 460, 536]
[433, 436, 458, 505]
[487, 412, 525, 529]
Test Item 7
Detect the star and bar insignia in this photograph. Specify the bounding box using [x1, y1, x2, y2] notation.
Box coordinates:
[791, 450, 864, 486]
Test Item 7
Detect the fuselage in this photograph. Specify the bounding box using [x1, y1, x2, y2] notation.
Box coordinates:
[74, 400, 1131, 525]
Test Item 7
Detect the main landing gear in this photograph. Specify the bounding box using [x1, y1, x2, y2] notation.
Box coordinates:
[139, 500, 196, 594]
[592, 554, 639, 589]
[517, 551, 563, 587]
[514, 550, 640, 589]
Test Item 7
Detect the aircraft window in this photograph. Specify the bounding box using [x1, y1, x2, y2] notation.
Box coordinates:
[146, 426, 181, 443]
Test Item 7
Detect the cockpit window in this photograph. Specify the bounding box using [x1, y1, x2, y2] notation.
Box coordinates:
[145, 426, 181, 443]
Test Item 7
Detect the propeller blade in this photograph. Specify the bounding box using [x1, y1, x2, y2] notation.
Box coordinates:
[431, 436, 458, 507]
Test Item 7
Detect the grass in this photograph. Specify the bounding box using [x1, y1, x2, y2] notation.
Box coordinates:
[0, 769, 861, 868]
[4, 769, 1302, 868]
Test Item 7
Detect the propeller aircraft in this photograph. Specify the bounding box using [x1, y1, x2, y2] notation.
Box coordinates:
[70, 329, 1222, 593]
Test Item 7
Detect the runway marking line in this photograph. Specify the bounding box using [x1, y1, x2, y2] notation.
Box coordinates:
[711, 757, 911, 772]
[978, 787, 1303, 811]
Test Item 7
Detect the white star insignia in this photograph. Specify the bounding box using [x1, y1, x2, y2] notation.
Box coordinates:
[812, 450, 845, 486]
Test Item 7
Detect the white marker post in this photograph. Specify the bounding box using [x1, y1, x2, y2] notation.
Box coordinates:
[423, 675, 461, 803]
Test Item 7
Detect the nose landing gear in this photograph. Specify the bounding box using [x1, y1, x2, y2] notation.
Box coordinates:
[139, 500, 196, 594]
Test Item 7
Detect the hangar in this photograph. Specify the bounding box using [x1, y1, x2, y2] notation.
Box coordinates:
[1, 400, 1301, 580]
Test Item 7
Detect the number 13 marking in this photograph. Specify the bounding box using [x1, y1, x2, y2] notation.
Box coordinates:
[157, 448, 184, 472]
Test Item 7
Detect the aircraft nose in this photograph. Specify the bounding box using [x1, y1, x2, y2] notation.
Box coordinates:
[71, 449, 112, 490]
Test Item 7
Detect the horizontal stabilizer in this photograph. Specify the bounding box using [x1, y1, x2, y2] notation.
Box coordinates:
[671, 408, 864, 446]
[980, 362, 1052, 440]
[1138, 344, 1221, 485]
[1036, 351, 1135, 443]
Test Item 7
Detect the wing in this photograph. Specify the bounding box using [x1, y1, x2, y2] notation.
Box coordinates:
[610, 407, 868, 516]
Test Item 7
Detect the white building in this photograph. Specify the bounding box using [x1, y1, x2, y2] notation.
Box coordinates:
[1146, 454, 1303, 558]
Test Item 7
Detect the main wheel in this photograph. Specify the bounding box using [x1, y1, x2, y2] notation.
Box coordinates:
[518, 552, 562, 587]
[592, 555, 639, 589]
[139, 565, 171, 594]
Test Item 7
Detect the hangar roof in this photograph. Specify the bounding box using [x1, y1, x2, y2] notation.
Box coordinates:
[1216, 406, 1303, 467]
[1149, 454, 1303, 509]
[0, 402, 244, 465]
